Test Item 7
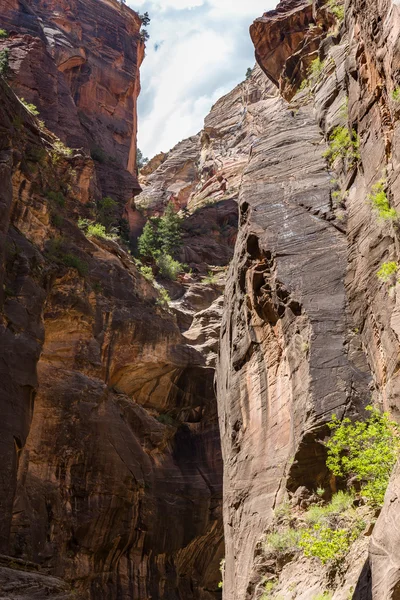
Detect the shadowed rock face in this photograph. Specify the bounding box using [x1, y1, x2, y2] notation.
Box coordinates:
[0, 59, 224, 600]
[1, 0, 143, 203]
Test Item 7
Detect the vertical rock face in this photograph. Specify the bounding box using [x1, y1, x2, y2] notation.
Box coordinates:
[1, 0, 143, 202]
[217, 0, 400, 598]
[0, 71, 225, 598]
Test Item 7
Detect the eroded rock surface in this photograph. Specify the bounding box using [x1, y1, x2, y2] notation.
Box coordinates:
[0, 30, 224, 600]
[216, 0, 400, 599]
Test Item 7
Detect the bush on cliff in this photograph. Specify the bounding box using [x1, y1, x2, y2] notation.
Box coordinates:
[369, 179, 398, 220]
[326, 406, 400, 506]
[0, 48, 10, 76]
[323, 126, 360, 166]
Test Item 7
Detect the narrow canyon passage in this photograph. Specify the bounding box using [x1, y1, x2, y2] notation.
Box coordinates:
[2, 0, 400, 599]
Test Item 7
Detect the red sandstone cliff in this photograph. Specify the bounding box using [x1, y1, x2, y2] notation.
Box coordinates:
[0, 0, 143, 205]
[216, 0, 400, 598]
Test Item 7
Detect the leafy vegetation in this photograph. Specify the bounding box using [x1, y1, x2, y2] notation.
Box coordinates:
[156, 254, 184, 280]
[246, 67, 252, 80]
[0, 48, 10, 76]
[137, 148, 149, 169]
[327, 0, 345, 21]
[326, 406, 400, 506]
[304, 491, 354, 525]
[0, 29, 8, 39]
[139, 265, 154, 282]
[264, 528, 301, 556]
[299, 522, 362, 565]
[156, 286, 171, 307]
[138, 204, 184, 280]
[47, 191, 66, 208]
[313, 593, 333, 600]
[86, 223, 115, 239]
[46, 238, 88, 276]
[369, 179, 398, 220]
[309, 57, 325, 79]
[91, 146, 107, 163]
[20, 98, 40, 116]
[97, 196, 118, 230]
[377, 261, 398, 282]
[323, 126, 360, 165]
[392, 87, 400, 103]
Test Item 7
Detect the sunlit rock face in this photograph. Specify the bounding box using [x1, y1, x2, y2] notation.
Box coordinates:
[1, 0, 143, 204]
[217, 0, 400, 598]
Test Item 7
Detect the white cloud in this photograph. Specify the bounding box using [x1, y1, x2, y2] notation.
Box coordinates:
[130, 0, 277, 158]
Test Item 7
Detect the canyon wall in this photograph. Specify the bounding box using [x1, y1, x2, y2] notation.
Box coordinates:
[0, 0, 236, 597]
[216, 0, 400, 599]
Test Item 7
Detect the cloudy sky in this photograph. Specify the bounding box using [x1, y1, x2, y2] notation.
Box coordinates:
[129, 0, 277, 159]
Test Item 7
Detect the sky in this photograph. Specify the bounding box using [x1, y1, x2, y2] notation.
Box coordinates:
[129, 0, 277, 159]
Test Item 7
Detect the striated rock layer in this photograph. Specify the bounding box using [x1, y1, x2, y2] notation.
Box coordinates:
[0, 0, 143, 204]
[216, 0, 400, 598]
[0, 40, 225, 600]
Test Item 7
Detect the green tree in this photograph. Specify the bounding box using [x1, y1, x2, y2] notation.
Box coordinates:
[137, 148, 149, 169]
[246, 67, 252, 80]
[139, 11, 151, 26]
[138, 204, 182, 260]
[138, 217, 161, 258]
[0, 48, 9, 76]
[158, 203, 182, 256]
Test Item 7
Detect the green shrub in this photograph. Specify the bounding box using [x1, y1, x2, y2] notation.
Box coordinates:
[299, 523, 359, 565]
[62, 253, 88, 276]
[156, 254, 184, 280]
[392, 87, 400, 102]
[260, 580, 277, 600]
[326, 406, 400, 506]
[0, 48, 9, 75]
[369, 180, 398, 220]
[323, 126, 360, 165]
[47, 238, 88, 276]
[20, 98, 39, 116]
[51, 213, 63, 228]
[201, 271, 218, 285]
[0, 29, 8, 39]
[304, 491, 354, 525]
[327, 0, 345, 21]
[264, 528, 301, 555]
[91, 147, 106, 163]
[97, 196, 118, 230]
[377, 261, 398, 282]
[139, 265, 154, 281]
[53, 139, 73, 156]
[156, 286, 171, 307]
[245, 67, 252, 80]
[156, 413, 177, 426]
[274, 501, 292, 520]
[310, 57, 324, 79]
[86, 223, 113, 239]
[313, 593, 333, 600]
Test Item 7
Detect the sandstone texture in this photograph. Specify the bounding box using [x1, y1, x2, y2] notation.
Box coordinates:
[0, 0, 143, 204]
[0, 22, 225, 600]
[216, 0, 400, 599]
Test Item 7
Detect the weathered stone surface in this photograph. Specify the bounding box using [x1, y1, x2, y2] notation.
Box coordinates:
[0, 71, 223, 599]
[250, 0, 336, 100]
[1, 0, 143, 204]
